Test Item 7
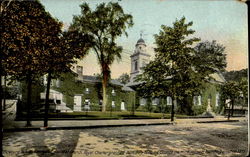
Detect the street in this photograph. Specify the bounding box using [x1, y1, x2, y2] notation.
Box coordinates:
[3, 121, 247, 157]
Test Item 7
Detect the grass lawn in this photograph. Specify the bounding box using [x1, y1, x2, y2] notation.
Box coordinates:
[17, 111, 193, 120]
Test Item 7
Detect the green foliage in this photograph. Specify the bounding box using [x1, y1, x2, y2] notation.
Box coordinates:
[220, 81, 243, 118]
[138, 17, 203, 100]
[117, 73, 130, 85]
[223, 69, 248, 82]
[136, 61, 171, 98]
[191, 105, 206, 115]
[137, 17, 228, 115]
[16, 80, 44, 116]
[220, 81, 241, 102]
[136, 98, 154, 112]
[1, 1, 66, 126]
[70, 2, 133, 111]
[137, 17, 203, 115]
[1, 1, 63, 80]
[239, 77, 248, 106]
[194, 40, 227, 73]
[16, 111, 197, 120]
[221, 69, 248, 110]
[156, 98, 165, 113]
[202, 83, 216, 109]
[145, 98, 153, 112]
[52, 72, 134, 111]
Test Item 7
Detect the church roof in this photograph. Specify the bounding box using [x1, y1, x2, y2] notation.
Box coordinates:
[74, 72, 124, 87]
[209, 72, 226, 84]
[122, 86, 134, 92]
[137, 38, 145, 44]
[135, 38, 146, 47]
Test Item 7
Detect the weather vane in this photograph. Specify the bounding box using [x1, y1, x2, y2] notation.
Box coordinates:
[140, 30, 143, 39]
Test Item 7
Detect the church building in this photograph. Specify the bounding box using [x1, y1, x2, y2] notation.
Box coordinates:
[130, 38, 151, 82]
[126, 36, 226, 115]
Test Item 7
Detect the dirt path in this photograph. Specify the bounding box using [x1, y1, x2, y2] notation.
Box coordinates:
[3, 121, 247, 156]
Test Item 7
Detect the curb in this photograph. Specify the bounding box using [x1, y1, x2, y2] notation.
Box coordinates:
[197, 120, 240, 123]
[3, 122, 173, 132]
[3, 119, 243, 132]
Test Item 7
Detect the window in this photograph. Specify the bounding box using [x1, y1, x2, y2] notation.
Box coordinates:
[152, 98, 159, 105]
[167, 96, 172, 105]
[56, 100, 61, 104]
[84, 99, 90, 111]
[215, 93, 220, 107]
[226, 99, 231, 107]
[112, 101, 115, 107]
[111, 89, 116, 96]
[76, 66, 83, 75]
[198, 96, 201, 105]
[121, 101, 126, 110]
[193, 96, 197, 105]
[85, 88, 89, 94]
[74, 96, 82, 106]
[193, 96, 201, 106]
[134, 61, 138, 71]
[140, 98, 146, 106]
[43, 75, 47, 85]
[85, 99, 90, 105]
[56, 79, 60, 87]
[142, 61, 147, 68]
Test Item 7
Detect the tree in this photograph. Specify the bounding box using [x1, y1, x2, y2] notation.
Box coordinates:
[194, 40, 226, 74]
[118, 73, 130, 85]
[138, 18, 229, 119]
[42, 28, 93, 127]
[239, 77, 248, 107]
[70, 2, 133, 112]
[136, 60, 171, 99]
[156, 17, 208, 116]
[138, 17, 204, 120]
[1, 0, 93, 128]
[223, 68, 247, 82]
[33, 7, 65, 128]
[138, 17, 229, 119]
[145, 98, 153, 113]
[0, 0, 14, 153]
[220, 81, 241, 119]
[2, 1, 43, 126]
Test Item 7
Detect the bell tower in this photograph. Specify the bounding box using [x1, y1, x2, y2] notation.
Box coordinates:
[130, 36, 151, 82]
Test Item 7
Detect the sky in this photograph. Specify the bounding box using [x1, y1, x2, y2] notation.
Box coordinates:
[41, 0, 248, 79]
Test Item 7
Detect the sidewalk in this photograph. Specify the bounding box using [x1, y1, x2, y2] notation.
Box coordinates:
[3, 116, 247, 132]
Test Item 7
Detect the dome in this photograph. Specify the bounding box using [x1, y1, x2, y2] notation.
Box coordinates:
[137, 38, 145, 44]
[136, 38, 146, 47]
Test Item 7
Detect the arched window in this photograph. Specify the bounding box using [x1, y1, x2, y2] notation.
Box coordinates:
[134, 61, 138, 71]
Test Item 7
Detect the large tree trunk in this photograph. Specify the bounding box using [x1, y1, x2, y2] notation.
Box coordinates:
[102, 71, 108, 112]
[0, 52, 4, 154]
[185, 97, 193, 115]
[0, 74, 3, 154]
[3, 75, 6, 111]
[171, 98, 175, 122]
[227, 100, 231, 120]
[44, 72, 52, 127]
[26, 73, 32, 127]
[132, 92, 135, 116]
[179, 95, 190, 115]
[231, 99, 234, 117]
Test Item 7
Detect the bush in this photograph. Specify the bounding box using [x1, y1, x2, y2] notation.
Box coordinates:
[191, 105, 206, 115]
